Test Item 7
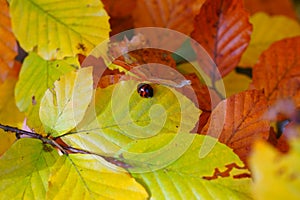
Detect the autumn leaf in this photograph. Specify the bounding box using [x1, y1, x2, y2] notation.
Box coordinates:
[191, 0, 252, 79]
[119, 134, 252, 199]
[0, 138, 148, 200]
[239, 13, 300, 67]
[216, 70, 252, 97]
[252, 36, 300, 107]
[0, 139, 59, 199]
[40, 67, 93, 137]
[102, 0, 136, 36]
[0, 0, 17, 83]
[15, 53, 79, 133]
[47, 154, 148, 200]
[243, 0, 298, 19]
[250, 139, 300, 200]
[0, 78, 24, 155]
[132, 0, 205, 48]
[202, 90, 270, 164]
[9, 0, 110, 60]
[62, 80, 201, 155]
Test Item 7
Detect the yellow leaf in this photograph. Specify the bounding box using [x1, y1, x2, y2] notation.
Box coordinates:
[0, 79, 24, 155]
[250, 140, 300, 200]
[216, 70, 252, 97]
[47, 154, 148, 200]
[40, 67, 93, 137]
[239, 12, 300, 67]
[9, 0, 110, 60]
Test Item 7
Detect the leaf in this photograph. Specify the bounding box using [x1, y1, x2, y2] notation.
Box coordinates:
[9, 0, 110, 60]
[40, 67, 93, 137]
[120, 134, 252, 199]
[0, 78, 24, 155]
[244, 0, 298, 19]
[102, 0, 136, 35]
[252, 36, 300, 107]
[250, 139, 300, 200]
[0, 138, 59, 200]
[62, 80, 201, 154]
[239, 13, 300, 67]
[0, 0, 17, 83]
[15, 53, 78, 133]
[191, 0, 252, 79]
[202, 90, 270, 164]
[216, 70, 252, 97]
[132, 0, 205, 49]
[47, 154, 148, 200]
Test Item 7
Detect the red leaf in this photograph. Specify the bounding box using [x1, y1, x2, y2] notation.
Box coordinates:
[201, 90, 270, 164]
[191, 0, 252, 79]
[253, 36, 300, 108]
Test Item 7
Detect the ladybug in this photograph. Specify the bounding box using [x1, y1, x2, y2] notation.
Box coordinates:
[137, 83, 153, 98]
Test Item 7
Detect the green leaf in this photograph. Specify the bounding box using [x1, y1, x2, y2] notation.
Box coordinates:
[15, 52, 78, 133]
[9, 0, 110, 60]
[0, 138, 59, 200]
[47, 154, 148, 200]
[62, 80, 201, 154]
[250, 140, 300, 200]
[121, 134, 252, 200]
[39, 67, 93, 137]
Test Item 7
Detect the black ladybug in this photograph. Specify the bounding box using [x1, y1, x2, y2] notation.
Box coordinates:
[137, 83, 153, 98]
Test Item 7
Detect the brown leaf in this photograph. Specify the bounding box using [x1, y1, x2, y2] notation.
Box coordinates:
[243, 0, 297, 20]
[191, 0, 252, 79]
[132, 0, 205, 48]
[102, 0, 137, 36]
[253, 36, 300, 108]
[201, 90, 270, 164]
[0, 0, 18, 83]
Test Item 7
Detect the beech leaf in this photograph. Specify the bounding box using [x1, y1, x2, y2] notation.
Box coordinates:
[62, 80, 201, 154]
[9, 0, 110, 60]
[120, 134, 252, 199]
[239, 13, 300, 67]
[132, 0, 205, 48]
[47, 154, 148, 200]
[252, 36, 300, 107]
[202, 90, 270, 163]
[0, 78, 24, 155]
[250, 140, 300, 200]
[0, 0, 17, 83]
[0, 139, 59, 200]
[39, 67, 93, 137]
[15, 53, 79, 133]
[191, 0, 252, 79]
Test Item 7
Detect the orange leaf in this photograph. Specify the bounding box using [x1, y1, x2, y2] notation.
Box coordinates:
[102, 0, 137, 36]
[0, 0, 18, 83]
[132, 0, 205, 48]
[191, 0, 252, 79]
[243, 0, 297, 20]
[253, 36, 300, 108]
[202, 90, 270, 164]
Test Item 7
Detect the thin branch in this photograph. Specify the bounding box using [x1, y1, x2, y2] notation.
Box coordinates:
[0, 123, 131, 169]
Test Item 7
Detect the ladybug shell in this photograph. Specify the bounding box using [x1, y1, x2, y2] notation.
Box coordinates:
[137, 83, 153, 98]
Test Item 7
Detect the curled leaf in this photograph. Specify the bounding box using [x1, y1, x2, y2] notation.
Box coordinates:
[191, 0, 252, 78]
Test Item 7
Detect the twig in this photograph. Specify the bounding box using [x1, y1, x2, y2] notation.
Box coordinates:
[0, 123, 131, 168]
